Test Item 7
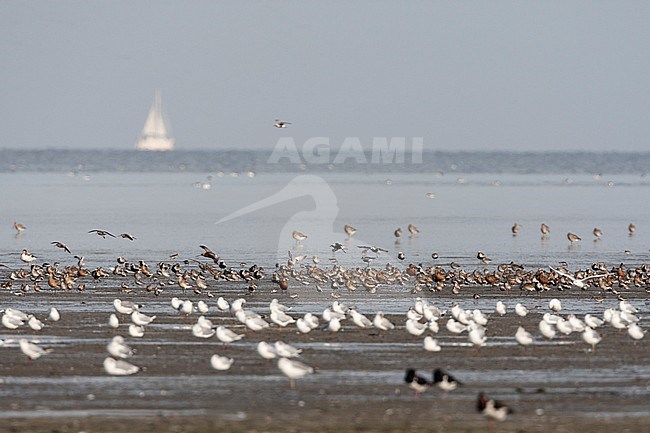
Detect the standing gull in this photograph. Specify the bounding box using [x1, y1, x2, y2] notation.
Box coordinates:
[278, 357, 314, 389]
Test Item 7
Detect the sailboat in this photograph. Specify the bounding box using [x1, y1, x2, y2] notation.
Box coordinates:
[135, 90, 175, 151]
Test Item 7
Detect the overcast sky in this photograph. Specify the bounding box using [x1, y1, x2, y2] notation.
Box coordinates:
[1, 1, 648, 151]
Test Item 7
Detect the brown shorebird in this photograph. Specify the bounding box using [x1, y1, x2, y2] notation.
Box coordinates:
[628, 223, 636, 234]
[14, 222, 26, 233]
[567, 232, 581, 242]
[292, 230, 307, 243]
[511, 223, 520, 235]
[344, 224, 357, 236]
[593, 228, 602, 238]
[394, 227, 403, 238]
[408, 224, 419, 235]
[540, 223, 550, 235]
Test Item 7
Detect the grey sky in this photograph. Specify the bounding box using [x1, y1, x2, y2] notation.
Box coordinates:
[1, 1, 648, 151]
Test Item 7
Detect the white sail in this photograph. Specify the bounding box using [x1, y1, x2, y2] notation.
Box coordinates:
[135, 90, 175, 151]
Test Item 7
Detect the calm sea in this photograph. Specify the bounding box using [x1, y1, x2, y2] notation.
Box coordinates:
[1, 150, 648, 270]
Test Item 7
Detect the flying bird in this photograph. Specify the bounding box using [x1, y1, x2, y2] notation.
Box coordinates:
[51, 242, 71, 254]
[119, 233, 136, 241]
[357, 245, 388, 254]
[274, 119, 292, 128]
[89, 229, 116, 239]
[550, 267, 606, 289]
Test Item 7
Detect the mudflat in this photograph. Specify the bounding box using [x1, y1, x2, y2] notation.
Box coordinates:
[1, 282, 648, 433]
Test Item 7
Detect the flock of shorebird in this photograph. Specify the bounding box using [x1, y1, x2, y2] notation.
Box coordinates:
[2, 220, 647, 424]
[511, 221, 637, 242]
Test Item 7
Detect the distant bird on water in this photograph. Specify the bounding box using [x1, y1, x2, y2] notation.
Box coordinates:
[407, 224, 419, 235]
[540, 223, 550, 235]
[292, 230, 307, 243]
[628, 223, 636, 234]
[593, 228, 602, 238]
[567, 232, 581, 242]
[89, 229, 116, 239]
[274, 119, 291, 128]
[14, 222, 26, 233]
[511, 223, 520, 235]
[394, 227, 403, 238]
[344, 224, 357, 236]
